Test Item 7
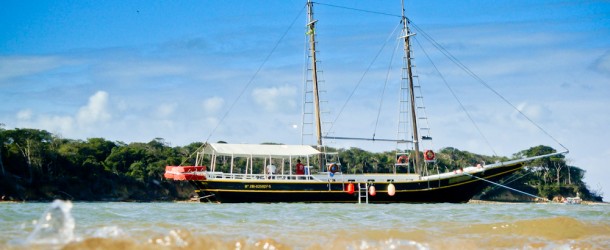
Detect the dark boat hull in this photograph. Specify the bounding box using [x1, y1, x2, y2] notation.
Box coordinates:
[189, 162, 525, 203]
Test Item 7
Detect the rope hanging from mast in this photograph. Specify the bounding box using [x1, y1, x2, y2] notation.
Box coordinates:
[322, 22, 402, 141]
[188, 5, 307, 164]
[408, 20, 569, 153]
[372, 34, 401, 141]
[412, 36, 499, 157]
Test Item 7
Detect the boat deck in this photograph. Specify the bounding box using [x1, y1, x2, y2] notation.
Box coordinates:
[203, 171, 421, 183]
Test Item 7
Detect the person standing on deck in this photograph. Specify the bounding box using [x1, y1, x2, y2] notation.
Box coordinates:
[295, 159, 305, 175]
[267, 160, 276, 176]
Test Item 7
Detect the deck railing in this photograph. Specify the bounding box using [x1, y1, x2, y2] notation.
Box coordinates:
[205, 172, 322, 181]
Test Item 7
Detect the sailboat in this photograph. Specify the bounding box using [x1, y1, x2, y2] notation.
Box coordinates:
[164, 0, 566, 203]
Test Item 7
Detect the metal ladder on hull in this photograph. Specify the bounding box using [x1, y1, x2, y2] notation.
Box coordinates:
[358, 183, 369, 204]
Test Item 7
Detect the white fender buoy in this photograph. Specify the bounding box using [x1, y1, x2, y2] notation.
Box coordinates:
[387, 183, 396, 196]
[369, 185, 376, 196]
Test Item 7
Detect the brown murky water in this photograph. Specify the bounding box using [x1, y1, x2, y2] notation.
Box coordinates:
[1, 201, 608, 249]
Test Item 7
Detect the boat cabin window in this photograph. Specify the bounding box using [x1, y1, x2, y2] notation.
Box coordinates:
[208, 154, 318, 178]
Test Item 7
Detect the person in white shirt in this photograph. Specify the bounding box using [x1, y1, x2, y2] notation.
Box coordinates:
[267, 161, 276, 176]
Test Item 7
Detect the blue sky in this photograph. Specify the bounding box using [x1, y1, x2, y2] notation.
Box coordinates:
[1, 0, 609, 200]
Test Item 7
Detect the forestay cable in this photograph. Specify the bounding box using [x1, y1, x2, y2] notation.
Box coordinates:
[373, 37, 401, 139]
[203, 5, 306, 144]
[409, 20, 569, 153]
[325, 22, 402, 138]
[412, 36, 498, 156]
[179, 5, 307, 167]
[464, 173, 548, 201]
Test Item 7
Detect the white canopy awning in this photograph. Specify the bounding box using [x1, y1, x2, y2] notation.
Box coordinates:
[203, 143, 320, 158]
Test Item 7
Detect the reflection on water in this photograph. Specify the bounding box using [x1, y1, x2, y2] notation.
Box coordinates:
[0, 200, 608, 249]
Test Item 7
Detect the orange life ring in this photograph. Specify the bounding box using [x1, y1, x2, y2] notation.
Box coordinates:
[328, 163, 339, 173]
[424, 150, 435, 161]
[397, 155, 409, 164]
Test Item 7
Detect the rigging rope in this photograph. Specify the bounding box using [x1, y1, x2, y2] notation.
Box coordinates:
[373, 36, 401, 139]
[324, 22, 402, 138]
[314, 2, 401, 18]
[483, 170, 533, 193]
[464, 173, 548, 201]
[178, 5, 307, 167]
[412, 36, 498, 157]
[202, 5, 306, 144]
[409, 21, 569, 153]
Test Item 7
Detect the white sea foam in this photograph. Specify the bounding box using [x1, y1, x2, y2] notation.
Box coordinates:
[25, 200, 75, 245]
[92, 226, 124, 238]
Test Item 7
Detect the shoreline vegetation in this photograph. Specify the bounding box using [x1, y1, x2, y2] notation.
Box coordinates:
[0, 128, 604, 203]
[466, 199, 608, 205]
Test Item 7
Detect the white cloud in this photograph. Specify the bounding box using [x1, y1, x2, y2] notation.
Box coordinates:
[156, 103, 176, 118]
[11, 92, 112, 137]
[251, 85, 297, 112]
[77, 91, 111, 126]
[594, 51, 610, 75]
[203, 97, 224, 114]
[38, 115, 74, 133]
[0, 56, 62, 81]
[16, 109, 33, 120]
[11, 91, 111, 137]
[99, 60, 187, 84]
[514, 102, 551, 123]
[205, 117, 220, 128]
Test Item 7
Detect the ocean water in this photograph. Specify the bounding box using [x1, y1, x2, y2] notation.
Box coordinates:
[0, 201, 608, 250]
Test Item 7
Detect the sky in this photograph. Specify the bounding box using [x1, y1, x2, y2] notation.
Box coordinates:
[1, 0, 609, 200]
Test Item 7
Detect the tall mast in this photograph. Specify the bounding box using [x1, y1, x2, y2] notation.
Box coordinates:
[401, 0, 421, 173]
[307, 0, 323, 149]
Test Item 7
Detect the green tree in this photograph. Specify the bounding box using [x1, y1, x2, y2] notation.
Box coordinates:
[105, 145, 144, 175]
[0, 127, 603, 202]
[3, 128, 53, 183]
[0, 123, 6, 176]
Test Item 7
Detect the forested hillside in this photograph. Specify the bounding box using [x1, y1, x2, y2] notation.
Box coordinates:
[0, 128, 603, 202]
